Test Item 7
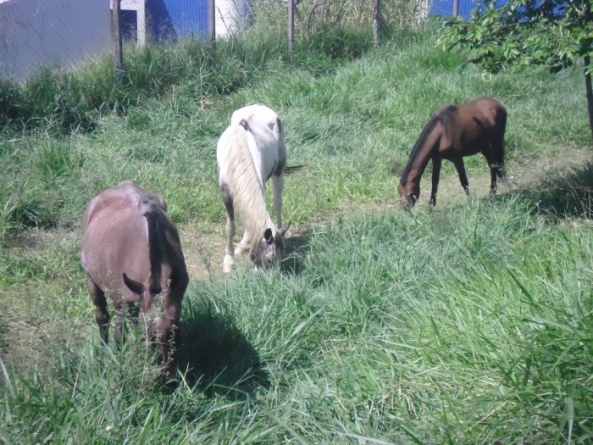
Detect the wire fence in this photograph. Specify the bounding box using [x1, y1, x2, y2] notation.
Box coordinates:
[0, 0, 110, 80]
[0, 0, 491, 81]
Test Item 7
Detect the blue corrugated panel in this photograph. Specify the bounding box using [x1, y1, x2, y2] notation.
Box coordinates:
[162, 0, 209, 37]
[429, 0, 509, 19]
[142, 0, 209, 40]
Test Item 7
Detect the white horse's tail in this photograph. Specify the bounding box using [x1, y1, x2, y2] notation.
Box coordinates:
[283, 163, 309, 175]
[225, 120, 274, 253]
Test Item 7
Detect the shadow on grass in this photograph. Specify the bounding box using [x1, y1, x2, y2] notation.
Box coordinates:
[179, 298, 270, 399]
[280, 228, 314, 276]
[498, 161, 593, 220]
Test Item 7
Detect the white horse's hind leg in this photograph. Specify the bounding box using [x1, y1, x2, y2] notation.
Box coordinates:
[272, 173, 284, 227]
[221, 183, 235, 273]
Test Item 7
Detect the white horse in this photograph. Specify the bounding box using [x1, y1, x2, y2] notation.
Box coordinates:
[217, 104, 302, 273]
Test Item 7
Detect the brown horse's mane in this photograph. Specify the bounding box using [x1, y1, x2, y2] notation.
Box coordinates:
[400, 105, 459, 186]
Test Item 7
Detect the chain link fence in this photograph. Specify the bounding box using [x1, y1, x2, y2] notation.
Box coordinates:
[0, 0, 476, 81]
[0, 0, 110, 80]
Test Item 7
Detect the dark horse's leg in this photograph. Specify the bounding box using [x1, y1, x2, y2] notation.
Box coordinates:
[429, 157, 442, 206]
[87, 275, 110, 345]
[453, 158, 470, 196]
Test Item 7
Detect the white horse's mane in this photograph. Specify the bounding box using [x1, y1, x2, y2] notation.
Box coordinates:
[224, 123, 275, 253]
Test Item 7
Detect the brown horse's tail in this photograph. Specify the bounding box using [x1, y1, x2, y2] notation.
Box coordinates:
[144, 202, 164, 296]
[283, 163, 309, 175]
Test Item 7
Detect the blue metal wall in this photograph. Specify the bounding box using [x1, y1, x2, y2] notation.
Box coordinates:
[122, 0, 210, 41]
[160, 0, 209, 37]
[428, 0, 509, 19]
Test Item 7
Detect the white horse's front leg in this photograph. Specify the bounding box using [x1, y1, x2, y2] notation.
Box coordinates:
[221, 183, 235, 273]
[272, 174, 285, 227]
[235, 230, 250, 255]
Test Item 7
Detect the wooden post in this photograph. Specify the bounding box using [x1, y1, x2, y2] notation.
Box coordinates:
[373, 0, 381, 46]
[111, 0, 124, 78]
[453, 0, 459, 16]
[287, 0, 294, 53]
[209, 0, 216, 51]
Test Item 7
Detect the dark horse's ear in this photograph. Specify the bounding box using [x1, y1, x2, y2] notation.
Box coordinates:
[123, 273, 145, 297]
[264, 228, 274, 245]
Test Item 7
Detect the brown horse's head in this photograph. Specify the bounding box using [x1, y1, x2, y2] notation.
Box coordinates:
[250, 223, 291, 269]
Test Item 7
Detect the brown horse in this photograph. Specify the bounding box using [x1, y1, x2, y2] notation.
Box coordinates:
[398, 96, 507, 209]
[81, 181, 188, 383]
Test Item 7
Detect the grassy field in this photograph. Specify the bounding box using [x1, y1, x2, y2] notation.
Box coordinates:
[1, 22, 592, 444]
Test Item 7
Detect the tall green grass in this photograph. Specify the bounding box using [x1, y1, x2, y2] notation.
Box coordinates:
[0, 28, 588, 240]
[0, 18, 592, 445]
[1, 199, 591, 443]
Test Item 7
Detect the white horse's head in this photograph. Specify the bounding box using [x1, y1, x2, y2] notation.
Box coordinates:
[250, 223, 291, 269]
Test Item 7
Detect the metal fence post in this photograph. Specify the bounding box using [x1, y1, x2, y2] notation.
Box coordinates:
[373, 0, 381, 45]
[288, 0, 294, 53]
[453, 0, 459, 16]
[111, 0, 124, 78]
[209, 0, 216, 51]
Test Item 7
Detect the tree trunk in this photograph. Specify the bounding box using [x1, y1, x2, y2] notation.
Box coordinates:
[585, 55, 593, 144]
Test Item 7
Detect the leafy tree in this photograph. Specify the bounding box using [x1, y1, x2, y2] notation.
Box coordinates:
[439, 0, 593, 142]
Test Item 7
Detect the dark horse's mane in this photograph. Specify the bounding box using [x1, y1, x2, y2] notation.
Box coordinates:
[399, 105, 459, 186]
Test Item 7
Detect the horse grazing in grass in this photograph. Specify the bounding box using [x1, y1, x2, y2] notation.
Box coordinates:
[398, 96, 507, 210]
[81, 181, 188, 383]
[217, 104, 304, 273]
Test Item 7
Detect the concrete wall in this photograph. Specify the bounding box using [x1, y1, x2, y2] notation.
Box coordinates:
[0, 0, 110, 80]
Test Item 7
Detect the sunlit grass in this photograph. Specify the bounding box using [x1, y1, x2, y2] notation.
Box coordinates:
[0, 20, 592, 445]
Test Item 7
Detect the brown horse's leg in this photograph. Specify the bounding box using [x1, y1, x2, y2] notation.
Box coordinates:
[429, 158, 442, 206]
[481, 150, 497, 195]
[113, 301, 125, 348]
[453, 158, 470, 196]
[155, 267, 188, 384]
[87, 275, 110, 345]
[489, 136, 506, 195]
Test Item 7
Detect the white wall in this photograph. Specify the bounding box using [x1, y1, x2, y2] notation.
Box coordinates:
[0, 0, 110, 80]
[215, 0, 248, 37]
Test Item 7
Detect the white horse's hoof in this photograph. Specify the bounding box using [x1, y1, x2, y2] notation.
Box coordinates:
[234, 245, 247, 255]
[223, 255, 234, 273]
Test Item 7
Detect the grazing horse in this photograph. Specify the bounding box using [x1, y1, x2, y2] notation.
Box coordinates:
[217, 104, 303, 273]
[398, 96, 507, 210]
[81, 181, 188, 383]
